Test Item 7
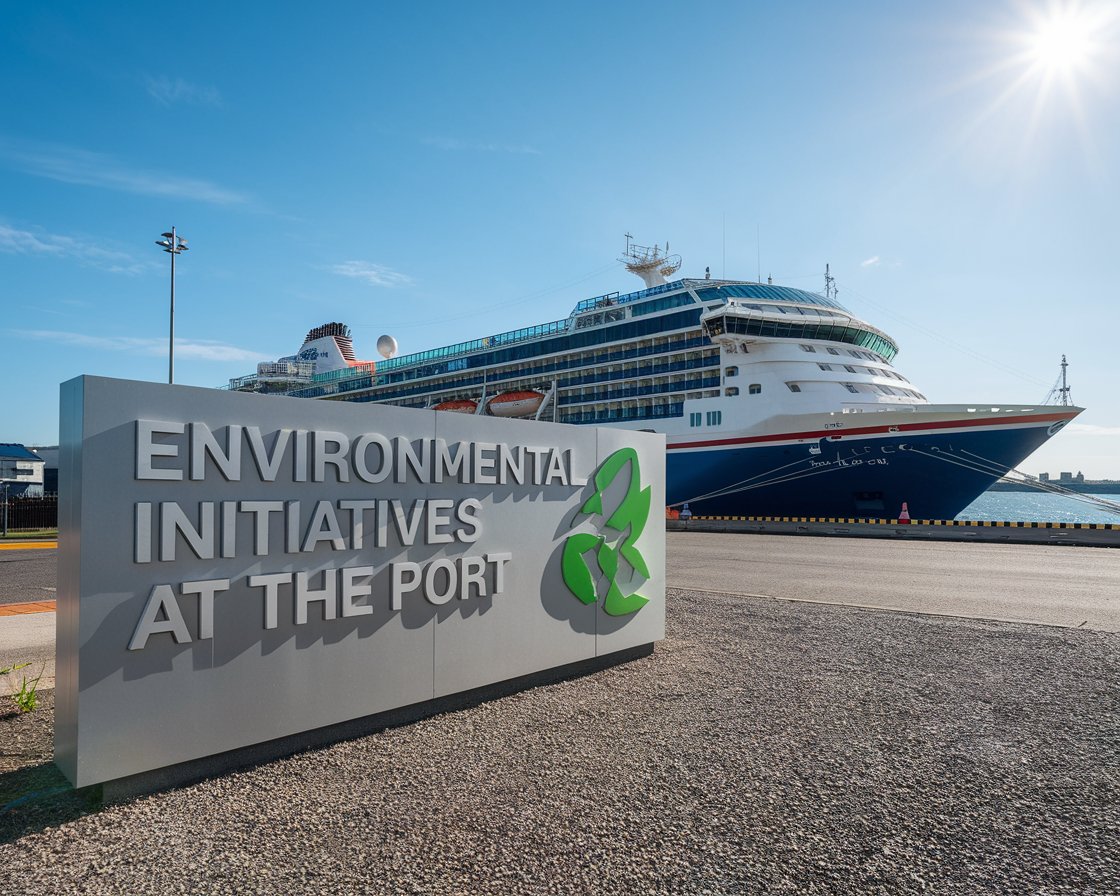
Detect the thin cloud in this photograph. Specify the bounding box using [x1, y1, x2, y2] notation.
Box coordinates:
[0, 223, 149, 274]
[861, 256, 881, 267]
[0, 138, 250, 206]
[175, 340, 267, 362]
[12, 329, 266, 362]
[422, 136, 541, 155]
[145, 75, 222, 107]
[330, 261, 413, 288]
[1066, 423, 1120, 437]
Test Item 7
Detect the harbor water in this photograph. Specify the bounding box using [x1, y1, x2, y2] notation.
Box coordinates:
[955, 491, 1120, 524]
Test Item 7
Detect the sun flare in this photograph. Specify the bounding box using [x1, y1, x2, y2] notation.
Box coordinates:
[1028, 8, 1096, 73]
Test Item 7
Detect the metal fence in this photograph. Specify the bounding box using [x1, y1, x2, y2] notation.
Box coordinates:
[2, 494, 58, 533]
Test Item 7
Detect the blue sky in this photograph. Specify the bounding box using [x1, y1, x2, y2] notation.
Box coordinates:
[4, 1, 1119, 477]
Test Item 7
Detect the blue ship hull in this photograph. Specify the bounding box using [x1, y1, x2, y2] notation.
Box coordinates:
[666, 420, 1062, 520]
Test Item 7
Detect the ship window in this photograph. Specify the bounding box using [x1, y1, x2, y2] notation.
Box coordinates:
[706, 410, 723, 425]
[689, 412, 702, 426]
[787, 383, 802, 392]
[799, 344, 816, 353]
[726, 387, 739, 396]
[843, 365, 856, 373]
[826, 347, 840, 355]
[630, 293, 698, 317]
[817, 363, 833, 371]
[725, 366, 739, 377]
[748, 383, 762, 394]
[843, 383, 859, 393]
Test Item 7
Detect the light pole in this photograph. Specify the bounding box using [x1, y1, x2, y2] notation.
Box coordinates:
[155, 227, 189, 384]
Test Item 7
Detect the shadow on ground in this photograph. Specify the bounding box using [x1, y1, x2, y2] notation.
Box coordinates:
[0, 762, 98, 843]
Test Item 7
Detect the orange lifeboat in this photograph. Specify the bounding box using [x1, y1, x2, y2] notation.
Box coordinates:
[486, 390, 545, 418]
[433, 398, 478, 414]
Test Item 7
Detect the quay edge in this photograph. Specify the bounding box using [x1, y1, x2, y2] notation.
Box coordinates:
[669, 517, 1120, 548]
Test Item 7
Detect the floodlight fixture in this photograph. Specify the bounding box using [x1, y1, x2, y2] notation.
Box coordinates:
[154, 226, 189, 383]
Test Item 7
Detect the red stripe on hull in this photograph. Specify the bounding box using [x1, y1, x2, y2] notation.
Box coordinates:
[668, 410, 1080, 451]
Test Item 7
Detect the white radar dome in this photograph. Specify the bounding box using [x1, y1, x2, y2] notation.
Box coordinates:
[376, 334, 398, 359]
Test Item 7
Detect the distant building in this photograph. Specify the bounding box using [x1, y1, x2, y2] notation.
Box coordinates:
[30, 446, 58, 493]
[0, 444, 46, 497]
[1057, 471, 1085, 484]
[1038, 472, 1050, 482]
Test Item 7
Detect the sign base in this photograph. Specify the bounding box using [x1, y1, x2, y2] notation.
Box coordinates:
[93, 642, 654, 804]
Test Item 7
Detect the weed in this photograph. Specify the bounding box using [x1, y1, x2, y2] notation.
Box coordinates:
[13, 671, 41, 713]
[1, 663, 41, 713]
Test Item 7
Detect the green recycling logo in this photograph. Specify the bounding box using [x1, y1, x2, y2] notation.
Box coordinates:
[561, 447, 652, 616]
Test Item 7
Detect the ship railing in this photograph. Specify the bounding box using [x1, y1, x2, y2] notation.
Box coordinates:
[573, 280, 685, 314]
[257, 360, 314, 378]
[225, 361, 315, 391]
[703, 309, 899, 362]
[573, 278, 796, 317]
[311, 318, 574, 385]
[304, 281, 708, 389]
[292, 335, 716, 403]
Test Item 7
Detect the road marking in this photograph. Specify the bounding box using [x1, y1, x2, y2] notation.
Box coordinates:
[0, 541, 57, 551]
[0, 600, 57, 616]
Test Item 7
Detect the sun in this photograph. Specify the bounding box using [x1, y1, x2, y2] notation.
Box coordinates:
[1027, 7, 1097, 74]
[940, 1, 1117, 172]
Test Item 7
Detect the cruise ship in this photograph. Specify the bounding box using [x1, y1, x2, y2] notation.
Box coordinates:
[228, 240, 1082, 520]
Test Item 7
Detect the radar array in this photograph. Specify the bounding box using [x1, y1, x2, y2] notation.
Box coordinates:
[620, 234, 682, 288]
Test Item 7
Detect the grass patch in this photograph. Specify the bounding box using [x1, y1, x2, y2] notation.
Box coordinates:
[0, 530, 58, 540]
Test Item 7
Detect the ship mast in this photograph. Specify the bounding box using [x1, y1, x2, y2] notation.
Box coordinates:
[824, 263, 838, 301]
[1043, 355, 1074, 406]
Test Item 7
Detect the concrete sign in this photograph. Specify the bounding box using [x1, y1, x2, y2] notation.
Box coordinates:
[56, 376, 664, 788]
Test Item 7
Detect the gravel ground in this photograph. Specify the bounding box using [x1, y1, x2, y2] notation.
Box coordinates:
[1, 589, 1117, 895]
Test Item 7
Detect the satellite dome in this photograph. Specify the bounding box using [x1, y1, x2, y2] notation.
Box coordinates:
[376, 334, 398, 359]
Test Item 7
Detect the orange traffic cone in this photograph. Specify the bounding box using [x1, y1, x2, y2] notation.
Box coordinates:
[898, 502, 911, 523]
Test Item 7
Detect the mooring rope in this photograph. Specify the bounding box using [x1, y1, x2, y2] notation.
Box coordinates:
[904, 446, 1120, 518]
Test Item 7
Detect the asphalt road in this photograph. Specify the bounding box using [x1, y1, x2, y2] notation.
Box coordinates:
[4, 535, 1120, 627]
[0, 548, 57, 688]
[667, 531, 1120, 632]
[0, 549, 55, 606]
[1, 533, 1117, 689]
[10, 536, 1118, 625]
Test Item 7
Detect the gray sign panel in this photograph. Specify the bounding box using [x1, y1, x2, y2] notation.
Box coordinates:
[56, 376, 665, 787]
